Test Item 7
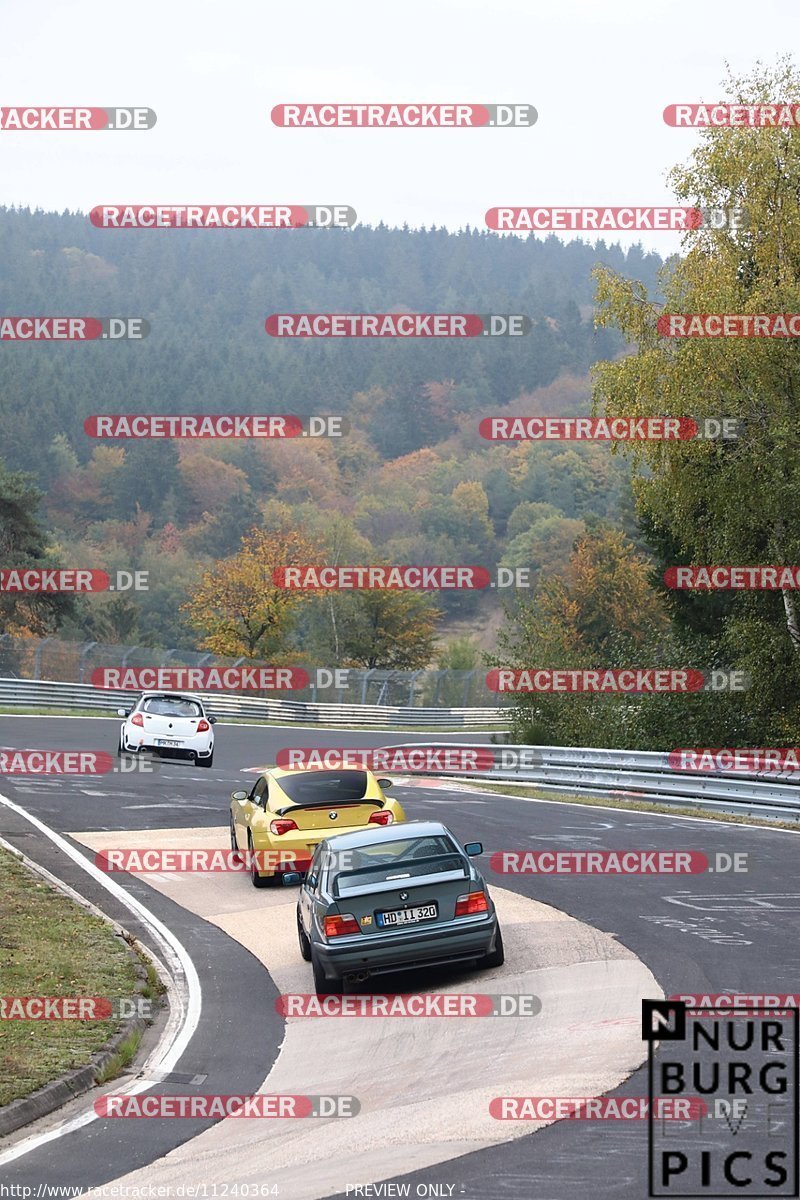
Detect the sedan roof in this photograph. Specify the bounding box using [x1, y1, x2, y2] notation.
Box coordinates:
[267, 765, 375, 781]
[322, 819, 451, 851]
[139, 690, 205, 701]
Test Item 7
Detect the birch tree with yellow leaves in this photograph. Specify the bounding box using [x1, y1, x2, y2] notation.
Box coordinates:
[594, 58, 800, 664]
[183, 523, 319, 660]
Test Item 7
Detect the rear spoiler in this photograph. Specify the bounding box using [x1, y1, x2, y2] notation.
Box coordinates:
[333, 852, 468, 897]
[274, 797, 383, 817]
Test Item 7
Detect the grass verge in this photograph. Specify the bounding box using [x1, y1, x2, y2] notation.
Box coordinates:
[94, 1028, 143, 1086]
[0, 848, 140, 1107]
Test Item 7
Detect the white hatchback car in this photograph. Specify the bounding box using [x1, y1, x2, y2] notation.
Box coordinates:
[117, 691, 216, 768]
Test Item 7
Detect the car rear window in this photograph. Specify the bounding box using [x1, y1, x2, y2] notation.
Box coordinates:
[331, 835, 465, 893]
[279, 769, 369, 805]
[141, 696, 203, 718]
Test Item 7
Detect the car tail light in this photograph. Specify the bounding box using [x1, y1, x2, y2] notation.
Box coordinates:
[269, 818, 298, 836]
[455, 891, 489, 917]
[368, 810, 393, 826]
[197, 719, 210, 732]
[131, 713, 144, 727]
[324, 913, 360, 938]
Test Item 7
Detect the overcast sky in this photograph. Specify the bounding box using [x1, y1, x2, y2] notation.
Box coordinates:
[2, 0, 799, 253]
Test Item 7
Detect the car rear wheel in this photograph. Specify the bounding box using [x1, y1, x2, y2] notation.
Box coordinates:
[249, 834, 269, 888]
[311, 948, 343, 995]
[197, 750, 214, 768]
[478, 924, 504, 969]
[297, 908, 312, 961]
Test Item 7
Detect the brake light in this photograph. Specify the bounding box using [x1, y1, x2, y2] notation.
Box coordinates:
[269, 818, 298, 836]
[131, 713, 144, 727]
[368, 810, 394, 826]
[455, 891, 489, 917]
[324, 913, 360, 938]
[197, 719, 210, 732]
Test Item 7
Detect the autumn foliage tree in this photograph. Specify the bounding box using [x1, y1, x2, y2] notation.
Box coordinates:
[0, 461, 74, 636]
[494, 525, 671, 745]
[183, 525, 318, 659]
[335, 588, 441, 670]
[500, 525, 668, 666]
[592, 57, 800, 737]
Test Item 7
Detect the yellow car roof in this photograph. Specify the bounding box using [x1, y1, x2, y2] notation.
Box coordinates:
[267, 765, 377, 781]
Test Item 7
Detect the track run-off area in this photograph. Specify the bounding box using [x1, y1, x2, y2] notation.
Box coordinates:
[1, 714, 798, 1199]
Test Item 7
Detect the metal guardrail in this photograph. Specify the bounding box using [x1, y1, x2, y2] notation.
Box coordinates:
[2, 681, 797, 817]
[388, 743, 800, 821]
[0, 635, 498, 708]
[0, 678, 509, 729]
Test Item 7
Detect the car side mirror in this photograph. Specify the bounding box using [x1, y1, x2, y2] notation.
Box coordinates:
[307, 872, 318, 889]
[282, 872, 302, 886]
[376, 778, 393, 790]
[117, 708, 131, 718]
[230, 790, 248, 802]
[464, 842, 483, 857]
[208, 716, 217, 725]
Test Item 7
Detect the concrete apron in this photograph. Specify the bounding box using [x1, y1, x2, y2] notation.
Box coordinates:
[74, 826, 662, 1200]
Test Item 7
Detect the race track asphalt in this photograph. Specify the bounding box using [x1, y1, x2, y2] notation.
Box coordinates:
[1, 714, 798, 1199]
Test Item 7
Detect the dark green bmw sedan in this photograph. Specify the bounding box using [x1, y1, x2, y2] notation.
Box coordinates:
[290, 820, 504, 995]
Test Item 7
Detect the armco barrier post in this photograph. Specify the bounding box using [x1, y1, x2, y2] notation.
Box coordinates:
[407, 670, 423, 706]
[78, 641, 98, 683]
[121, 645, 140, 669]
[33, 637, 52, 681]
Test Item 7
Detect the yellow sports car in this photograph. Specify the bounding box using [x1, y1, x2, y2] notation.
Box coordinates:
[229, 766, 406, 887]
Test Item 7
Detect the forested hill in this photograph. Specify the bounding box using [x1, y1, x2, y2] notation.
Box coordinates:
[0, 207, 664, 650]
[0, 207, 663, 470]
